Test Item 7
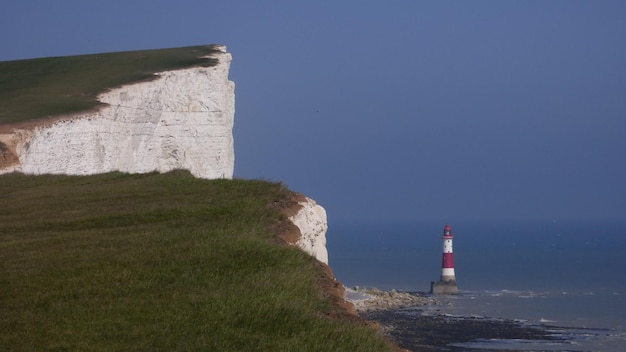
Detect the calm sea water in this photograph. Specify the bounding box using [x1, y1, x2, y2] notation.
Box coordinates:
[327, 220, 626, 351]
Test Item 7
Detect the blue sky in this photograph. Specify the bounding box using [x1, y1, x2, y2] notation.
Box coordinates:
[2, 1, 625, 225]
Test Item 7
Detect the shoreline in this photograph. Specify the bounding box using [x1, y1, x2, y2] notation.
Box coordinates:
[346, 288, 565, 352]
[362, 308, 561, 352]
[346, 287, 438, 312]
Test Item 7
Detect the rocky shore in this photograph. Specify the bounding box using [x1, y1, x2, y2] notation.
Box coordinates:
[347, 288, 561, 352]
[346, 287, 438, 312]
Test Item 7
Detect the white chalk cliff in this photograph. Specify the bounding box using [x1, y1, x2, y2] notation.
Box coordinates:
[1, 46, 234, 179]
[289, 197, 329, 264]
[0, 45, 330, 265]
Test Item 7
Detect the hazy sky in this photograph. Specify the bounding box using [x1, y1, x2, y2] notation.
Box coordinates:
[2, 1, 625, 225]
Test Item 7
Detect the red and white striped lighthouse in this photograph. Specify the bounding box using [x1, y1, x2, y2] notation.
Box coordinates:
[440, 224, 456, 283]
[430, 224, 459, 294]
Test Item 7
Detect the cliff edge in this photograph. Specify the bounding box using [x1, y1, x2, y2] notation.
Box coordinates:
[272, 192, 358, 319]
[0, 45, 355, 323]
[0, 46, 234, 179]
[0, 46, 392, 349]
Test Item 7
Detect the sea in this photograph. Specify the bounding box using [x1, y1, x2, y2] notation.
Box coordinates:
[327, 220, 626, 351]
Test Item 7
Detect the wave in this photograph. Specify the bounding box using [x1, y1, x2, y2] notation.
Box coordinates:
[466, 289, 548, 299]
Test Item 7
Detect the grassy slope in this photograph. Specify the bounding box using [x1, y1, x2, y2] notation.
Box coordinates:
[0, 171, 394, 351]
[0, 45, 221, 124]
[0, 47, 397, 350]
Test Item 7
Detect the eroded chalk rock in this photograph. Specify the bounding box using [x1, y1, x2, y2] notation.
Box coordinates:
[2, 46, 235, 179]
[289, 197, 329, 264]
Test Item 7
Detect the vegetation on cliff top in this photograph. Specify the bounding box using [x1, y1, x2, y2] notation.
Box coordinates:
[0, 45, 221, 124]
[0, 171, 395, 351]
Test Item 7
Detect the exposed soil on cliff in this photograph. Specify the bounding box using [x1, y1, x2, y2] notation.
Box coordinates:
[0, 139, 18, 168]
[270, 190, 306, 246]
[271, 191, 375, 326]
[271, 198, 412, 351]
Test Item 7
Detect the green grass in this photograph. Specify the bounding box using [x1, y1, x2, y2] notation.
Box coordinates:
[0, 171, 395, 351]
[0, 45, 221, 124]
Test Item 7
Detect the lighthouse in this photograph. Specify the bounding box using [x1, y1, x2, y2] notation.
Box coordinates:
[430, 224, 459, 294]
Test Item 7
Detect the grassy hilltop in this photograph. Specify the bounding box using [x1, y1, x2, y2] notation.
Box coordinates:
[0, 171, 394, 351]
[0, 45, 221, 124]
[0, 48, 396, 350]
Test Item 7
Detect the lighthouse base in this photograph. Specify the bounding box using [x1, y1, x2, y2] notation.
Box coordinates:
[430, 280, 458, 295]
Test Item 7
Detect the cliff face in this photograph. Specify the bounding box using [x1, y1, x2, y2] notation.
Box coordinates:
[0, 46, 234, 179]
[0, 46, 332, 270]
[280, 192, 355, 316]
[289, 197, 329, 264]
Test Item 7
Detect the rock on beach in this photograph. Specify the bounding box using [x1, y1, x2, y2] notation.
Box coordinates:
[346, 287, 438, 312]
